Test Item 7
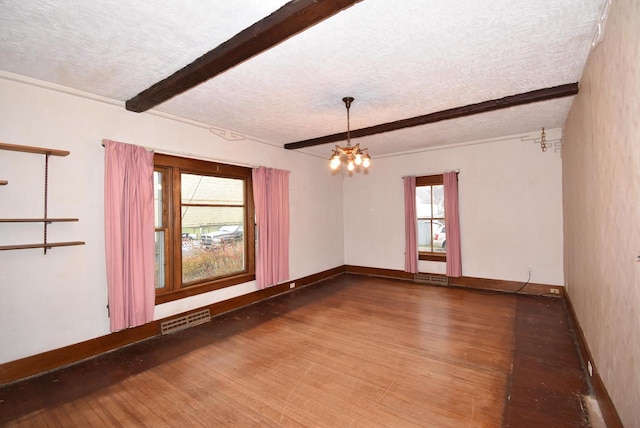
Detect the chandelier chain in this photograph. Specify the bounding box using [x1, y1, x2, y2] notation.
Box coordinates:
[346, 98, 351, 146]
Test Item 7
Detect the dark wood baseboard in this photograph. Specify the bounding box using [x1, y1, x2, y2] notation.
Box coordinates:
[0, 320, 160, 388]
[344, 265, 563, 297]
[344, 264, 414, 280]
[449, 275, 564, 297]
[563, 293, 623, 428]
[0, 266, 344, 387]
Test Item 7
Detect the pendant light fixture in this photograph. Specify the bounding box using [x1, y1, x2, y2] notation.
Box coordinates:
[329, 97, 371, 171]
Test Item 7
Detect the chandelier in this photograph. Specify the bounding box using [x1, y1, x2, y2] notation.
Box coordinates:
[329, 97, 371, 171]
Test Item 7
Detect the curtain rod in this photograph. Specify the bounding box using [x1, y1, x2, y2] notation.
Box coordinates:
[100, 139, 260, 169]
[401, 169, 460, 179]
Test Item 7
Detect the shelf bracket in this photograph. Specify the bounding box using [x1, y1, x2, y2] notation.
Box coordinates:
[44, 153, 49, 254]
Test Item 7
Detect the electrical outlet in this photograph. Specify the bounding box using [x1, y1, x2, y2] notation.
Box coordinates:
[289, 282, 295, 289]
[587, 361, 593, 376]
[550, 288, 560, 295]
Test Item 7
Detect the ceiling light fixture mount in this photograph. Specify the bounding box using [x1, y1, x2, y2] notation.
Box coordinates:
[329, 97, 371, 171]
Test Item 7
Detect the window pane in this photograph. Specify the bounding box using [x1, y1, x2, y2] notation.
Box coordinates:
[181, 206, 245, 236]
[154, 171, 163, 228]
[181, 174, 243, 206]
[181, 206, 245, 284]
[155, 231, 165, 289]
[418, 219, 433, 252]
[433, 223, 446, 253]
[433, 185, 445, 217]
[417, 182, 446, 254]
[416, 186, 431, 218]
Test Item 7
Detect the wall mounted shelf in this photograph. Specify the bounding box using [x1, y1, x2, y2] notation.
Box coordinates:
[0, 142, 85, 253]
[0, 241, 85, 251]
[0, 218, 79, 223]
[0, 142, 70, 157]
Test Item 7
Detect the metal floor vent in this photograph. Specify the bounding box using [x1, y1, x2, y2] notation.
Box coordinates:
[414, 273, 449, 286]
[161, 309, 211, 335]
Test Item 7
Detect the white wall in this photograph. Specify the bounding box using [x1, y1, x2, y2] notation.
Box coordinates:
[343, 130, 564, 285]
[562, 0, 640, 424]
[0, 74, 345, 364]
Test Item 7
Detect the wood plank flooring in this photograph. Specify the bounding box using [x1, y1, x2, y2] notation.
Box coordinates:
[504, 296, 590, 427]
[0, 274, 592, 427]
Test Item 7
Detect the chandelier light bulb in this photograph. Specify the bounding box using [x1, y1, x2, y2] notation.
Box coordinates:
[347, 161, 355, 171]
[362, 157, 371, 168]
[355, 153, 363, 165]
[330, 155, 341, 170]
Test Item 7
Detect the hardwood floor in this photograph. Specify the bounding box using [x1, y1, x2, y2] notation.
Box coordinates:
[503, 296, 590, 427]
[0, 274, 592, 427]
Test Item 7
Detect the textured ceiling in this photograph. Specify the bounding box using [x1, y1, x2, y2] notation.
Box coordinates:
[0, 0, 605, 158]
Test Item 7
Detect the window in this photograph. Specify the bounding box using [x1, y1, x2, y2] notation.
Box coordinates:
[154, 154, 255, 304]
[416, 175, 446, 261]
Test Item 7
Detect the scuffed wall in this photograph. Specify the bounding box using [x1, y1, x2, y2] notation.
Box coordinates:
[562, 0, 640, 425]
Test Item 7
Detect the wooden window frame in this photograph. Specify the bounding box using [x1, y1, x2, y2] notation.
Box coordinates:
[416, 174, 447, 262]
[154, 153, 255, 304]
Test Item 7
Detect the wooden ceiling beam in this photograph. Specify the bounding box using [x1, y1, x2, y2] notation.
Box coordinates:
[284, 83, 579, 150]
[126, 0, 362, 113]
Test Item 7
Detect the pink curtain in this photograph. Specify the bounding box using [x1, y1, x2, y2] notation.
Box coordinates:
[253, 167, 290, 289]
[104, 140, 155, 332]
[444, 171, 462, 277]
[403, 176, 418, 273]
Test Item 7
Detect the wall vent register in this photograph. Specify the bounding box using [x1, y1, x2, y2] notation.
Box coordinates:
[414, 273, 449, 286]
[160, 309, 211, 335]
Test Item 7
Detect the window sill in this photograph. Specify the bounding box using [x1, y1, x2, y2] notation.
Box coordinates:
[155, 272, 256, 304]
[419, 253, 446, 262]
